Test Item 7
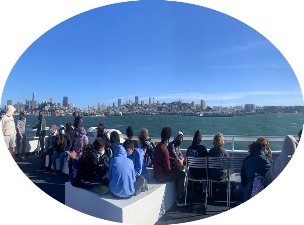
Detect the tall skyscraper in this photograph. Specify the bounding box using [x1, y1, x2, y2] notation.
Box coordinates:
[118, 98, 122, 107]
[62, 96, 68, 107]
[201, 99, 207, 109]
[149, 97, 152, 105]
[7, 100, 12, 106]
[32, 92, 36, 101]
[135, 96, 139, 105]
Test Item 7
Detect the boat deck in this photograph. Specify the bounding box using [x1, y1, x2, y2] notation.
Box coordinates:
[16, 154, 241, 224]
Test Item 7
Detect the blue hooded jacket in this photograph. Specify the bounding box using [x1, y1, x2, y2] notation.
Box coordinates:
[127, 148, 146, 176]
[109, 144, 136, 198]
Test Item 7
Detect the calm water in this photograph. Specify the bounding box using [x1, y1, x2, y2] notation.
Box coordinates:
[22, 113, 303, 150]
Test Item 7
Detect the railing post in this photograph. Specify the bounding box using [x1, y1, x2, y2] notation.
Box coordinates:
[232, 137, 235, 151]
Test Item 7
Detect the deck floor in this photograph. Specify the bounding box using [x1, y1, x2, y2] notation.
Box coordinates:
[16, 154, 242, 224]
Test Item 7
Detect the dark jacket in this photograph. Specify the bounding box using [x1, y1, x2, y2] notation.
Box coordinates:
[241, 151, 271, 201]
[32, 115, 46, 137]
[186, 141, 208, 179]
[208, 147, 229, 181]
[77, 149, 110, 182]
[73, 116, 83, 129]
[66, 128, 75, 150]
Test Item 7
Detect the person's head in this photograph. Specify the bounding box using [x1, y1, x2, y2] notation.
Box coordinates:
[174, 131, 184, 146]
[38, 111, 44, 120]
[110, 131, 120, 144]
[81, 144, 93, 159]
[193, 130, 203, 144]
[126, 126, 134, 139]
[6, 105, 16, 116]
[138, 128, 149, 142]
[50, 124, 57, 135]
[93, 138, 106, 153]
[126, 141, 135, 156]
[73, 111, 79, 117]
[66, 122, 72, 130]
[97, 123, 105, 132]
[19, 111, 25, 120]
[256, 136, 270, 153]
[59, 125, 65, 135]
[213, 132, 225, 148]
[161, 127, 172, 143]
[248, 141, 262, 154]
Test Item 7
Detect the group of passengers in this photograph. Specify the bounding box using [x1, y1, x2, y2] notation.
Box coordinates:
[1, 106, 300, 205]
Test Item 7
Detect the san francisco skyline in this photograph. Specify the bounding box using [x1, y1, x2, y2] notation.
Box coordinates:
[1, 0, 303, 108]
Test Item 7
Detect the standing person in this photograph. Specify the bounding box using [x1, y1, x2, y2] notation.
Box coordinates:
[1, 105, 17, 158]
[32, 111, 46, 154]
[186, 130, 208, 179]
[96, 123, 110, 151]
[167, 131, 185, 170]
[73, 111, 83, 130]
[16, 111, 27, 159]
[241, 142, 271, 201]
[65, 123, 75, 151]
[138, 128, 155, 167]
[108, 131, 146, 198]
[153, 127, 186, 207]
[123, 126, 139, 150]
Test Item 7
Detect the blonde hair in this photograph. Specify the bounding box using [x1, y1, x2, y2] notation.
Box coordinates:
[213, 132, 225, 148]
[138, 128, 149, 142]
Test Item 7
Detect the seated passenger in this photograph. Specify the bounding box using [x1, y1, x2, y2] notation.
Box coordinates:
[153, 127, 185, 207]
[138, 128, 155, 167]
[167, 131, 185, 170]
[126, 142, 146, 176]
[109, 131, 147, 198]
[241, 142, 271, 201]
[123, 126, 139, 150]
[186, 130, 208, 179]
[256, 136, 272, 160]
[265, 135, 297, 185]
[73, 139, 110, 188]
[208, 132, 229, 181]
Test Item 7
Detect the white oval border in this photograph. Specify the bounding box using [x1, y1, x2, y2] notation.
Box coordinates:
[0, 1, 303, 225]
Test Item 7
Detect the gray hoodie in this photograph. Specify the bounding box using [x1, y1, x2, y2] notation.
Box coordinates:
[265, 135, 297, 184]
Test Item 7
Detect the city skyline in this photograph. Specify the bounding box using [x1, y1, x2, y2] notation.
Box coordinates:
[1, 0, 303, 108]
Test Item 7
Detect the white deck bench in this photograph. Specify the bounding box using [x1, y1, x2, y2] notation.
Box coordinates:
[65, 170, 177, 225]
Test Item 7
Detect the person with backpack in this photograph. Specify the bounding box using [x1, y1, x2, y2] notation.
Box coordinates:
[138, 128, 155, 167]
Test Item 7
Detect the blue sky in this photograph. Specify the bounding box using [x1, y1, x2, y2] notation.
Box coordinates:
[1, 0, 303, 109]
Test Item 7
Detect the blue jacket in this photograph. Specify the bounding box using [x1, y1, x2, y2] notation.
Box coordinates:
[128, 148, 146, 176]
[109, 144, 136, 198]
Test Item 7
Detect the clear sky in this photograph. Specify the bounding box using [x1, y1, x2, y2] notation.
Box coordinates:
[1, 0, 303, 109]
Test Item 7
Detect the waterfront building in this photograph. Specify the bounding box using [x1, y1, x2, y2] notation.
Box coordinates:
[245, 104, 256, 112]
[118, 98, 122, 107]
[201, 99, 207, 110]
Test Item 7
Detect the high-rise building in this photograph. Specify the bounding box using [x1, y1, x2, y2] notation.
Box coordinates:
[201, 100, 207, 109]
[245, 104, 256, 112]
[62, 96, 68, 107]
[135, 96, 139, 105]
[118, 98, 122, 107]
[149, 97, 152, 105]
[7, 100, 12, 107]
[141, 100, 144, 106]
[32, 92, 36, 101]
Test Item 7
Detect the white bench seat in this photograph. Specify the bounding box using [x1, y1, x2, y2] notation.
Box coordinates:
[65, 171, 176, 225]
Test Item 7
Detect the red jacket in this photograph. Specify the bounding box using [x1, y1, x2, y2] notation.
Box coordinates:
[153, 142, 171, 179]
